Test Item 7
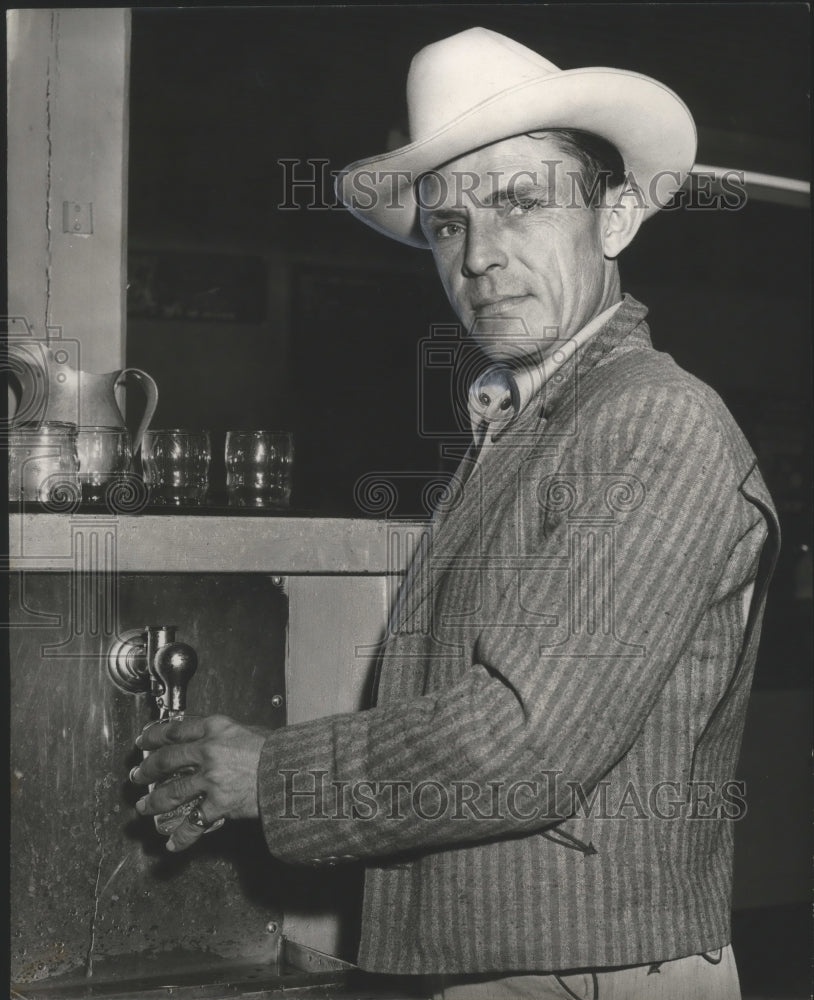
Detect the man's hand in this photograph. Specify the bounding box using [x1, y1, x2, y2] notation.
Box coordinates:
[130, 714, 269, 852]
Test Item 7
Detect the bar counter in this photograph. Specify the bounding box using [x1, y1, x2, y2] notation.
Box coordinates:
[9, 509, 426, 995]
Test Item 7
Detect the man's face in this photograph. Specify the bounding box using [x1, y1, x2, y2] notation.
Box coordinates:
[418, 134, 614, 365]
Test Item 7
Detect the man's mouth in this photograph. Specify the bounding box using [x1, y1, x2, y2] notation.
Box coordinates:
[472, 295, 530, 317]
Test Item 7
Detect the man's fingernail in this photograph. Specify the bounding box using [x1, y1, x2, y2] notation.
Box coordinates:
[135, 798, 146, 814]
[134, 736, 143, 748]
[166, 840, 177, 852]
[129, 766, 141, 782]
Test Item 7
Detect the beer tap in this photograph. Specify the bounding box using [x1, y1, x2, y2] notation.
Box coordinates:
[150, 627, 198, 719]
[108, 625, 200, 834]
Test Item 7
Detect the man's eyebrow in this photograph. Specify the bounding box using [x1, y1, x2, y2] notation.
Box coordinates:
[419, 206, 465, 222]
[419, 181, 552, 220]
[481, 182, 549, 207]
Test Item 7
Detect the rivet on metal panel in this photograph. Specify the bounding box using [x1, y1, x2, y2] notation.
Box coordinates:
[266, 921, 279, 934]
[271, 576, 283, 586]
[271, 695, 284, 709]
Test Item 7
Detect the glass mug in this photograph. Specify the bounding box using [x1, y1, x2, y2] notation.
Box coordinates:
[76, 425, 132, 503]
[8, 421, 80, 502]
[142, 429, 211, 506]
[225, 430, 293, 508]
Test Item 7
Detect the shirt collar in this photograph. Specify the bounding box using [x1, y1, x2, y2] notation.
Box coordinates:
[469, 299, 624, 439]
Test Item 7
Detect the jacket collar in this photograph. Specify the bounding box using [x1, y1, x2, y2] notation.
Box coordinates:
[469, 299, 625, 441]
[480, 292, 650, 452]
[538, 292, 651, 420]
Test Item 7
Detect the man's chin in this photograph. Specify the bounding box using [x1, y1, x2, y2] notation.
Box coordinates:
[468, 312, 565, 363]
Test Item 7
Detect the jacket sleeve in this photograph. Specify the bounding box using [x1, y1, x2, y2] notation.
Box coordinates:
[257, 383, 760, 864]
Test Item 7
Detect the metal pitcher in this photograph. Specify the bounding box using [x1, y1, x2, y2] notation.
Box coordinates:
[7, 340, 158, 458]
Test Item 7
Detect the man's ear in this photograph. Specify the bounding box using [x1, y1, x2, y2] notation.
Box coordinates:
[600, 185, 647, 259]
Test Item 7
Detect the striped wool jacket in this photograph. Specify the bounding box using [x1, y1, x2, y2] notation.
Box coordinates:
[258, 294, 780, 974]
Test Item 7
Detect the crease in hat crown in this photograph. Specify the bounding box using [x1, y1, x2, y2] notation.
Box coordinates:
[336, 26, 698, 248]
[407, 28, 562, 141]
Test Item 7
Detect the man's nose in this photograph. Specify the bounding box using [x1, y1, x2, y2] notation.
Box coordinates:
[462, 216, 508, 277]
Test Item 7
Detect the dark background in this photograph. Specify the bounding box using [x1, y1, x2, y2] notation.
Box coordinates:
[125, 6, 811, 996]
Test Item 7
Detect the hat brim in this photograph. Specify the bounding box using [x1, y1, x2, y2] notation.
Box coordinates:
[337, 67, 697, 247]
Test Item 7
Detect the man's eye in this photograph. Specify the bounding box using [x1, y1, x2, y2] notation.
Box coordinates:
[435, 221, 464, 238]
[507, 196, 544, 216]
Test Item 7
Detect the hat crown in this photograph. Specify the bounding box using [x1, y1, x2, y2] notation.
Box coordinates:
[407, 28, 561, 143]
[338, 27, 697, 245]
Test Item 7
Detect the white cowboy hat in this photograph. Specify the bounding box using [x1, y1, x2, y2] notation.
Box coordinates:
[336, 27, 697, 247]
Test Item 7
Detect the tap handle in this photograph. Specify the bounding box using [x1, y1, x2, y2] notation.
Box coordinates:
[153, 641, 198, 715]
